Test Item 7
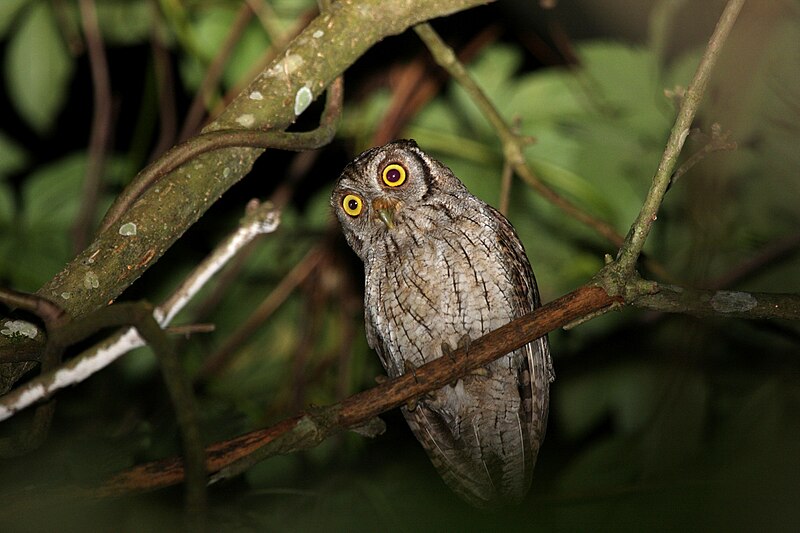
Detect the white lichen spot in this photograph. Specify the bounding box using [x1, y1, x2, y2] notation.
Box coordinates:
[249, 90, 264, 100]
[294, 86, 313, 116]
[84, 271, 100, 289]
[264, 64, 282, 78]
[710, 291, 757, 313]
[223, 167, 231, 178]
[119, 222, 137, 236]
[1, 320, 38, 339]
[236, 114, 256, 128]
[313, 30, 324, 38]
[60, 292, 71, 300]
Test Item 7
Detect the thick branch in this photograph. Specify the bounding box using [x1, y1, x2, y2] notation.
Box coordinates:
[93, 285, 617, 497]
[89, 276, 798, 497]
[630, 283, 800, 320]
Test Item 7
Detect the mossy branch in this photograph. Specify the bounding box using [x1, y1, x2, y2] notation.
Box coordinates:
[0, 0, 494, 391]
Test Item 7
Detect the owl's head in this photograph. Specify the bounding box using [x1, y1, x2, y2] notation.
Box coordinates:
[331, 139, 468, 261]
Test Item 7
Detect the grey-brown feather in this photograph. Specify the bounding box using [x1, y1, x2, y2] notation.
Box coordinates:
[332, 140, 552, 507]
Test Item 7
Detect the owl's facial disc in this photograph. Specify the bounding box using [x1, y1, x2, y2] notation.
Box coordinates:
[372, 197, 400, 230]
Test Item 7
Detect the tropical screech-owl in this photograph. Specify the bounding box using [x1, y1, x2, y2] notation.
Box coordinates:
[331, 139, 553, 507]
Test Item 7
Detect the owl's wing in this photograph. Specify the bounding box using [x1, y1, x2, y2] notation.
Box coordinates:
[393, 205, 554, 507]
[402, 370, 540, 507]
[490, 202, 554, 454]
[489, 203, 554, 381]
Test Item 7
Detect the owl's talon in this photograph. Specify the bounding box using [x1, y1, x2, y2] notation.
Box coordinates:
[375, 375, 388, 384]
[440, 342, 457, 362]
[456, 334, 472, 351]
[403, 360, 419, 383]
[406, 397, 418, 412]
[470, 367, 490, 378]
[441, 335, 472, 362]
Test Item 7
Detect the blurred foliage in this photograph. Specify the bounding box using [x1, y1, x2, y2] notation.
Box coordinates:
[1, 0, 800, 531]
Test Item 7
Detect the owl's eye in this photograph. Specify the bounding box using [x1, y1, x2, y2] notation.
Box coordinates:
[342, 194, 363, 217]
[381, 163, 407, 187]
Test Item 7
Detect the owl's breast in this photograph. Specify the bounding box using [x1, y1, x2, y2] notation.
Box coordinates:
[364, 209, 519, 374]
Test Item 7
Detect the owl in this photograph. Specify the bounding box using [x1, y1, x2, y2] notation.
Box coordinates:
[331, 139, 553, 507]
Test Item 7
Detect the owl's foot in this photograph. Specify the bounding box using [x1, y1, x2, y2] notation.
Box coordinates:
[374, 375, 388, 384]
[441, 335, 492, 387]
[403, 359, 418, 379]
[440, 334, 472, 362]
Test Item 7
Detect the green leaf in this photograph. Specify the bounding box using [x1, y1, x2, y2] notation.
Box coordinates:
[578, 42, 660, 111]
[2, 152, 125, 288]
[5, 1, 74, 133]
[4, 226, 71, 291]
[222, 21, 270, 89]
[1, 154, 85, 288]
[95, 0, 153, 45]
[21, 153, 86, 226]
[506, 69, 585, 123]
[450, 44, 522, 136]
[528, 156, 615, 223]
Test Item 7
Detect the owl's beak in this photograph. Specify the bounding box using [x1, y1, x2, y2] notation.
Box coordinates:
[372, 197, 398, 230]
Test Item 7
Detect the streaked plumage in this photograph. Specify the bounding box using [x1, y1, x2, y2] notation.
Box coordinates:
[331, 139, 553, 506]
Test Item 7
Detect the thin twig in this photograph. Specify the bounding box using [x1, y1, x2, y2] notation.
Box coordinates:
[245, 0, 285, 41]
[667, 123, 737, 191]
[372, 25, 500, 145]
[413, 23, 675, 283]
[148, 11, 179, 162]
[195, 244, 326, 382]
[0, 202, 281, 421]
[413, 24, 623, 248]
[614, 0, 747, 276]
[0, 288, 69, 330]
[711, 232, 800, 290]
[72, 0, 113, 252]
[498, 158, 512, 216]
[178, 4, 254, 141]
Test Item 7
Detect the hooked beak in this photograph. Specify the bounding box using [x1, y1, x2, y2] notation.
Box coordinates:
[372, 197, 399, 230]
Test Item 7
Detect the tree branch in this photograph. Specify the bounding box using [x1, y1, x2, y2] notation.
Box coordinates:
[92, 285, 617, 497]
[0, 202, 280, 420]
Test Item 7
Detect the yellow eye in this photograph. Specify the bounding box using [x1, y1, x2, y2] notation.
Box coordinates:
[381, 163, 407, 187]
[342, 194, 363, 217]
